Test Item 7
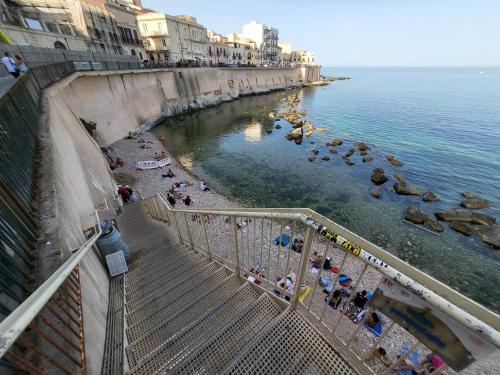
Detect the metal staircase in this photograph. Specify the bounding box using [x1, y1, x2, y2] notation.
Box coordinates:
[114, 203, 357, 375]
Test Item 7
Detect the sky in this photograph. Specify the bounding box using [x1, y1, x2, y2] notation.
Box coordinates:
[141, 0, 500, 67]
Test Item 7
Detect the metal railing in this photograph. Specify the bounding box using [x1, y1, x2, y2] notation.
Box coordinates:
[143, 193, 500, 374]
[0, 211, 101, 374]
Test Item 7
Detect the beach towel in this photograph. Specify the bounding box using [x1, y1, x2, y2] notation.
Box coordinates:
[364, 320, 383, 337]
[299, 286, 312, 303]
[397, 343, 420, 375]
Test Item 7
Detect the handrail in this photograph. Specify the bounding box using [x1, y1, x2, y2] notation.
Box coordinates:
[0, 210, 102, 360]
[151, 193, 500, 348]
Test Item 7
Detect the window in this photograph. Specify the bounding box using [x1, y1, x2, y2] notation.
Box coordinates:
[158, 22, 164, 33]
[162, 39, 166, 47]
[142, 23, 147, 32]
[25, 18, 43, 30]
[54, 41, 66, 50]
[58, 24, 72, 36]
[139, 52, 143, 60]
[45, 22, 58, 33]
[133, 29, 139, 43]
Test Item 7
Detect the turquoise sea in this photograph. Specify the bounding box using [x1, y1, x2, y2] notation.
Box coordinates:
[152, 67, 500, 312]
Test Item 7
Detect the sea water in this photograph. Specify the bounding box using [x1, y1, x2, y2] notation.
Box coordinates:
[152, 67, 500, 312]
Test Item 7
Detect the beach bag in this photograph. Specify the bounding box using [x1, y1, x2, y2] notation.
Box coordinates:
[319, 276, 331, 288]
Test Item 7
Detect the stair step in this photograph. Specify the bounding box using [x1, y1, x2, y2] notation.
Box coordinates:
[169, 292, 283, 375]
[127, 248, 195, 275]
[127, 282, 261, 374]
[125, 255, 207, 300]
[126, 275, 242, 366]
[125, 261, 222, 322]
[221, 309, 357, 375]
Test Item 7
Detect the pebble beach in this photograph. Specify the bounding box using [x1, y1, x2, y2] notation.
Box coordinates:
[109, 130, 499, 375]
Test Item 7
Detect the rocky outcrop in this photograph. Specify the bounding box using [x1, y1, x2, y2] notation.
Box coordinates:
[435, 209, 496, 225]
[362, 156, 374, 163]
[425, 219, 444, 232]
[423, 191, 440, 202]
[476, 226, 500, 249]
[450, 222, 473, 236]
[371, 187, 381, 198]
[394, 182, 421, 196]
[288, 127, 303, 140]
[405, 206, 428, 224]
[371, 168, 388, 185]
[461, 198, 491, 210]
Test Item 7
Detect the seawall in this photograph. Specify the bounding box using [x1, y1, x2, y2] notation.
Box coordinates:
[49, 66, 320, 145]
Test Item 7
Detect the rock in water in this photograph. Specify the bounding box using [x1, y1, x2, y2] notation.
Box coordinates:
[394, 173, 406, 184]
[461, 198, 491, 210]
[450, 222, 473, 236]
[461, 191, 476, 198]
[292, 121, 304, 129]
[360, 150, 368, 156]
[394, 182, 421, 196]
[268, 112, 276, 119]
[423, 191, 440, 202]
[425, 219, 444, 232]
[476, 225, 500, 249]
[371, 187, 381, 198]
[275, 124, 282, 129]
[329, 148, 338, 154]
[371, 168, 388, 185]
[356, 142, 369, 151]
[345, 159, 355, 166]
[308, 156, 316, 162]
[389, 158, 403, 167]
[435, 209, 496, 225]
[386, 155, 395, 161]
[294, 138, 302, 145]
[327, 138, 343, 146]
[344, 150, 354, 158]
[265, 129, 272, 134]
[321, 155, 330, 161]
[362, 156, 374, 163]
[405, 206, 428, 224]
[311, 148, 319, 155]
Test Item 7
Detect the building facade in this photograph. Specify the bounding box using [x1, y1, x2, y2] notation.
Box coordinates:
[242, 21, 278, 66]
[137, 10, 207, 64]
[291, 49, 315, 66]
[226, 32, 258, 65]
[0, 0, 144, 55]
[207, 29, 227, 66]
[278, 40, 292, 63]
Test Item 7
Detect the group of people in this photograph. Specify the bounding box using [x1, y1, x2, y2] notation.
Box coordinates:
[154, 151, 167, 160]
[2, 52, 28, 78]
[166, 191, 191, 206]
[117, 185, 138, 204]
[369, 347, 445, 374]
[109, 157, 124, 170]
[137, 138, 153, 149]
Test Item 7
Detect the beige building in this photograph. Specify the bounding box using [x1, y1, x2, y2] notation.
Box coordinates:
[291, 49, 315, 66]
[0, 0, 144, 55]
[278, 40, 292, 62]
[227, 32, 258, 65]
[207, 29, 228, 66]
[137, 10, 207, 64]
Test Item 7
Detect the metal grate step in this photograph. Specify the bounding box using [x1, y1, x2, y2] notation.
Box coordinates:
[221, 309, 357, 375]
[126, 275, 243, 367]
[102, 275, 124, 375]
[126, 248, 195, 277]
[127, 282, 261, 375]
[125, 255, 208, 302]
[170, 292, 284, 375]
[125, 261, 222, 323]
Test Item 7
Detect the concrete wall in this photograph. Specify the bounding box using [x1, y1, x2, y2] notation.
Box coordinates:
[53, 66, 319, 145]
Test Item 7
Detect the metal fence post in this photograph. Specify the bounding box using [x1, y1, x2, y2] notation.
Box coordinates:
[170, 210, 183, 245]
[200, 213, 211, 260]
[291, 226, 313, 309]
[183, 212, 194, 250]
[230, 216, 240, 277]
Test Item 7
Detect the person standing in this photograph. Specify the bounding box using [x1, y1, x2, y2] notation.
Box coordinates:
[14, 55, 28, 73]
[2, 52, 20, 78]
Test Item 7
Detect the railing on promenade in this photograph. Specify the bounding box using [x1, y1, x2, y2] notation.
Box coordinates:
[0, 211, 101, 374]
[143, 193, 500, 374]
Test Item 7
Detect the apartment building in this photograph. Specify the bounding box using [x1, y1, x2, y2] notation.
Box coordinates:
[291, 49, 315, 66]
[278, 40, 292, 62]
[242, 21, 278, 65]
[227, 32, 258, 65]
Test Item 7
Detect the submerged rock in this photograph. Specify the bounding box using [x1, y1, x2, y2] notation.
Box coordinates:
[405, 206, 428, 224]
[423, 191, 440, 202]
[265, 129, 272, 134]
[435, 209, 496, 225]
[461, 191, 477, 198]
[329, 148, 338, 154]
[450, 222, 473, 236]
[425, 219, 444, 232]
[345, 159, 355, 166]
[371, 168, 388, 185]
[327, 138, 343, 146]
[311, 148, 319, 155]
[461, 198, 491, 210]
[356, 142, 370, 152]
[275, 124, 282, 129]
[344, 150, 354, 158]
[359, 150, 368, 156]
[476, 225, 500, 249]
[394, 173, 406, 184]
[294, 138, 302, 145]
[321, 155, 330, 161]
[308, 156, 316, 162]
[362, 156, 374, 163]
[394, 182, 421, 196]
[371, 187, 381, 198]
[387, 154, 403, 166]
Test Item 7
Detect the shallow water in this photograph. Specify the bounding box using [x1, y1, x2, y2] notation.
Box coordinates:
[152, 67, 500, 312]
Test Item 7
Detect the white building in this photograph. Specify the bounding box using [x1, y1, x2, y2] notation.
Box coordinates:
[242, 21, 278, 65]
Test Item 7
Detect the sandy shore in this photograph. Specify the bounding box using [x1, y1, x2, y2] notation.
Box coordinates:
[108, 131, 499, 375]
